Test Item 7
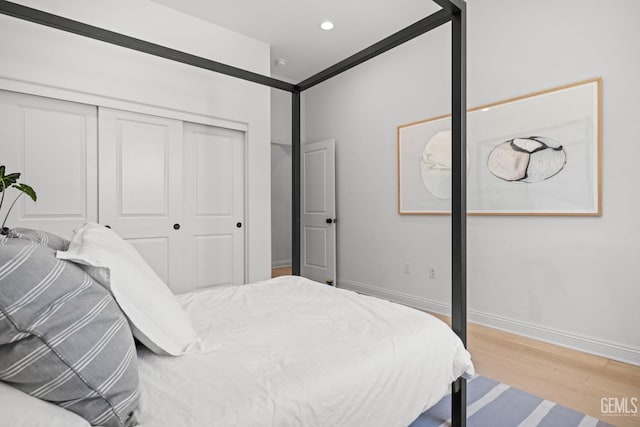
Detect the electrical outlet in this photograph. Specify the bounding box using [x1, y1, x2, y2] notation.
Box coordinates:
[428, 266, 437, 279]
[404, 262, 411, 274]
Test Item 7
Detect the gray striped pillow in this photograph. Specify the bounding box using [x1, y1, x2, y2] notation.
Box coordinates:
[7, 227, 70, 252]
[0, 234, 139, 427]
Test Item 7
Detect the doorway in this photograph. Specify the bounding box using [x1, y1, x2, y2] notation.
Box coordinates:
[271, 143, 292, 271]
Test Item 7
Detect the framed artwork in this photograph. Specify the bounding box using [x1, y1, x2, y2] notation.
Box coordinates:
[397, 78, 602, 216]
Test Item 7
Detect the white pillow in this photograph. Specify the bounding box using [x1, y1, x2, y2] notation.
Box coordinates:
[0, 381, 91, 427]
[57, 222, 198, 356]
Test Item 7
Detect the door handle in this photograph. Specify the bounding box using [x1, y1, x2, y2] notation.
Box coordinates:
[325, 218, 337, 224]
[236, 222, 242, 228]
[173, 223, 181, 230]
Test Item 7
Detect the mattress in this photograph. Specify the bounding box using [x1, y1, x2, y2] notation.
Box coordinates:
[134, 276, 474, 427]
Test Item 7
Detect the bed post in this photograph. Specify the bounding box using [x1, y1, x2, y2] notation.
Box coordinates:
[450, 1, 467, 427]
[292, 90, 301, 276]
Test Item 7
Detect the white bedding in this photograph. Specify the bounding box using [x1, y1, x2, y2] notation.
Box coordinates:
[134, 276, 473, 427]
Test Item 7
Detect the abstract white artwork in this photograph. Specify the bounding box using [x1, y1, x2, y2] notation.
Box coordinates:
[397, 78, 601, 215]
[487, 136, 566, 183]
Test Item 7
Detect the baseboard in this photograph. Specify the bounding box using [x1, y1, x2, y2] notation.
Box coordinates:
[271, 259, 292, 269]
[337, 277, 640, 366]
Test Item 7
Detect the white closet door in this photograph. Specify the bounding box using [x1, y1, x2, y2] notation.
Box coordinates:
[0, 90, 97, 239]
[98, 107, 185, 291]
[183, 122, 245, 289]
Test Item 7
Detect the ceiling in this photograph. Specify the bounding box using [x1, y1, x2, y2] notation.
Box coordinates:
[149, 0, 442, 82]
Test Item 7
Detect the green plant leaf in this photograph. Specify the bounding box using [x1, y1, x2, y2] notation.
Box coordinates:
[12, 183, 37, 202]
[0, 171, 21, 192]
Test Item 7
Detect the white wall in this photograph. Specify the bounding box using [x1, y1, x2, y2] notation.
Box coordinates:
[271, 85, 293, 145]
[0, 0, 272, 282]
[303, 0, 640, 364]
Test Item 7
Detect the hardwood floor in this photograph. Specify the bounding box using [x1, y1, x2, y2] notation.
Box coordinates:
[271, 267, 640, 426]
[271, 266, 292, 278]
[430, 313, 640, 427]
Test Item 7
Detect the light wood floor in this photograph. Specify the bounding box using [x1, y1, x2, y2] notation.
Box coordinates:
[271, 266, 292, 278]
[271, 267, 640, 426]
[430, 313, 640, 427]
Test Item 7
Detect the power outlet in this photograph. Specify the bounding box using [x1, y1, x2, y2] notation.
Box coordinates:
[428, 266, 437, 279]
[404, 262, 411, 275]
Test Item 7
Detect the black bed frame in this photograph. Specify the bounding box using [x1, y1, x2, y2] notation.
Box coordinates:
[0, 0, 468, 424]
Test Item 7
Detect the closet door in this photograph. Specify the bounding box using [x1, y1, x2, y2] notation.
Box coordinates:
[0, 90, 97, 239]
[98, 108, 185, 290]
[183, 123, 245, 289]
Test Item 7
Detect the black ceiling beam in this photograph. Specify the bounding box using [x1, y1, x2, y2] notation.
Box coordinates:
[0, 0, 297, 93]
[297, 8, 452, 92]
[432, 0, 465, 12]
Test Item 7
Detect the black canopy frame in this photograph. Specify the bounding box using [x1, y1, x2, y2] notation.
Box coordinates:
[0, 0, 468, 424]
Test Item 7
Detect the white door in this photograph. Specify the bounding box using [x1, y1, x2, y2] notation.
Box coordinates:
[98, 107, 185, 290]
[0, 90, 97, 239]
[301, 139, 336, 285]
[183, 122, 244, 289]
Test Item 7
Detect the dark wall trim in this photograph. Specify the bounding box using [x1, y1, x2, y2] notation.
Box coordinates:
[298, 9, 452, 91]
[432, 0, 465, 12]
[291, 91, 301, 276]
[451, 2, 467, 353]
[450, 5, 467, 426]
[0, 0, 296, 92]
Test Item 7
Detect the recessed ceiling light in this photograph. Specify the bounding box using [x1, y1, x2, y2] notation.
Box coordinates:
[320, 21, 334, 31]
[274, 59, 287, 67]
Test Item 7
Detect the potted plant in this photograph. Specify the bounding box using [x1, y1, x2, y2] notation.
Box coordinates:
[0, 165, 37, 236]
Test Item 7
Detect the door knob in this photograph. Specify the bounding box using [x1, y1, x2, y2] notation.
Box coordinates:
[325, 218, 336, 224]
[236, 222, 242, 228]
[173, 223, 181, 230]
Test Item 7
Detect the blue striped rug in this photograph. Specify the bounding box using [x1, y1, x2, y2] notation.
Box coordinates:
[410, 375, 614, 427]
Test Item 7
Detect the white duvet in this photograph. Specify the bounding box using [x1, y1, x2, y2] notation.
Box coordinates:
[135, 276, 474, 427]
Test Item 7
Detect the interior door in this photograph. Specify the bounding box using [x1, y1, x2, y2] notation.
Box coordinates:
[301, 139, 336, 285]
[98, 107, 185, 291]
[183, 122, 245, 289]
[0, 91, 98, 239]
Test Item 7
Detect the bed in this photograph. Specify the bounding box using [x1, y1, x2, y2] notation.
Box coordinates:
[0, 225, 472, 426]
[135, 276, 473, 426]
[1, 1, 469, 423]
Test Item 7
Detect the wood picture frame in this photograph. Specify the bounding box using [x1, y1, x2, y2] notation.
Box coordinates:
[398, 78, 602, 216]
